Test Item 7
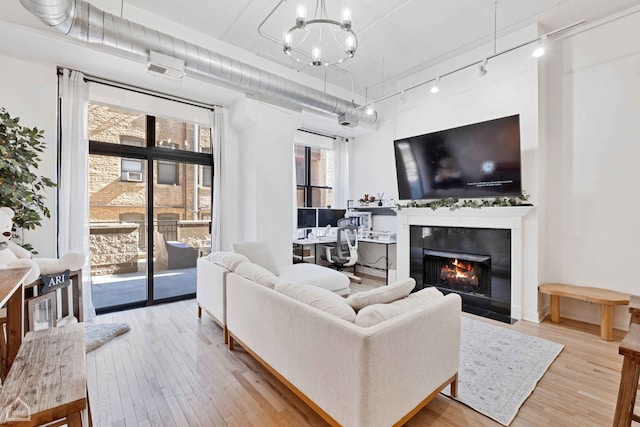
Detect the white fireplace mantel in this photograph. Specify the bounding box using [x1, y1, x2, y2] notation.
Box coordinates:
[395, 206, 536, 320]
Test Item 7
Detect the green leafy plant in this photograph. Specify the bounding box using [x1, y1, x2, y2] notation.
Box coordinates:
[0, 107, 56, 251]
[396, 193, 530, 211]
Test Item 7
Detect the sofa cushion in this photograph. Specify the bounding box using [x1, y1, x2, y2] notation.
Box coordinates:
[209, 251, 250, 271]
[232, 241, 280, 276]
[274, 282, 356, 322]
[354, 287, 444, 327]
[278, 263, 350, 296]
[234, 262, 278, 289]
[345, 278, 416, 310]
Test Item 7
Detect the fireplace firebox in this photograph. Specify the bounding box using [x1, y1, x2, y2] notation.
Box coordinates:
[423, 250, 491, 297]
[410, 226, 512, 323]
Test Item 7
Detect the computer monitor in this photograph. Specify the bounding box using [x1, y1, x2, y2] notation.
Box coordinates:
[317, 208, 347, 227]
[297, 208, 317, 229]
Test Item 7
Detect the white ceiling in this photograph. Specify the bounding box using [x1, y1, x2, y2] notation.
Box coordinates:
[121, 0, 639, 101]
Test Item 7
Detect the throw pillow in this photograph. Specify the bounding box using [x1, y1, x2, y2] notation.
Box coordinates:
[234, 262, 278, 289]
[354, 288, 442, 327]
[209, 251, 250, 271]
[345, 278, 416, 310]
[274, 282, 356, 323]
[232, 241, 280, 276]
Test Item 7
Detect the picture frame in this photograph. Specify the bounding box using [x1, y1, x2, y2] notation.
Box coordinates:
[27, 292, 57, 332]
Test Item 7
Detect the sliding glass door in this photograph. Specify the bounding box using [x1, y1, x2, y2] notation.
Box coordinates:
[88, 104, 212, 312]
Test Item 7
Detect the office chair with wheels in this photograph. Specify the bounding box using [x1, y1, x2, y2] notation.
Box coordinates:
[323, 218, 362, 283]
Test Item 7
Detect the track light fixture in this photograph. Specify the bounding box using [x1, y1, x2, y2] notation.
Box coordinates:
[478, 58, 488, 76]
[430, 77, 440, 94]
[532, 35, 547, 58]
[365, 103, 375, 115]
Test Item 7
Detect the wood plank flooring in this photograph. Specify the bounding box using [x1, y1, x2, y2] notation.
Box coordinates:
[87, 276, 637, 426]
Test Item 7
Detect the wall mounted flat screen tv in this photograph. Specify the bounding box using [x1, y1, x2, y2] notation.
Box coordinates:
[394, 115, 522, 200]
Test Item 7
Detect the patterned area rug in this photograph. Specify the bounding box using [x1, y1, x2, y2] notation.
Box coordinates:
[444, 316, 564, 425]
[85, 322, 131, 353]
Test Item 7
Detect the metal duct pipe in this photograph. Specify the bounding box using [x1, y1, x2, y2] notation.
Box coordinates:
[19, 0, 376, 125]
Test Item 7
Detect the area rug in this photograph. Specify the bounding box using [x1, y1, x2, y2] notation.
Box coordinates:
[444, 316, 564, 426]
[85, 322, 131, 353]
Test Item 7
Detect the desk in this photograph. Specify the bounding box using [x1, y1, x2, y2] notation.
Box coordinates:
[0, 267, 32, 379]
[292, 237, 397, 284]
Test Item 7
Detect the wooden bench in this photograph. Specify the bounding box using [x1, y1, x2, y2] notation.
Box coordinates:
[0, 323, 88, 426]
[539, 283, 630, 341]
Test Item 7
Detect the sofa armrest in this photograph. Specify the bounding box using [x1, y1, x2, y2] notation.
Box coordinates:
[196, 257, 227, 328]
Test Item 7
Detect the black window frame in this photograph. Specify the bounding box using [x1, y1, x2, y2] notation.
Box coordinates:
[296, 145, 333, 208]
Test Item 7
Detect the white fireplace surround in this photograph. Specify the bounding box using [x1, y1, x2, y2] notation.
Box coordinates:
[396, 206, 536, 320]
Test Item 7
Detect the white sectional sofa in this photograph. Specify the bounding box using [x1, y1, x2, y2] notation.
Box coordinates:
[225, 273, 461, 427]
[197, 241, 350, 342]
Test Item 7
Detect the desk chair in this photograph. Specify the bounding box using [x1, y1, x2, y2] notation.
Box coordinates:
[322, 218, 362, 283]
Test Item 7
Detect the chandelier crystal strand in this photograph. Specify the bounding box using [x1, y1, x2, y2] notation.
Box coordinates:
[283, 0, 358, 66]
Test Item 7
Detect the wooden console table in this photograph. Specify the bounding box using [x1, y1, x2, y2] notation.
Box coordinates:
[0, 267, 32, 379]
[539, 283, 630, 341]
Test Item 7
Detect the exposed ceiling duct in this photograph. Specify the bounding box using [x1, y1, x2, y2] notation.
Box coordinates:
[19, 0, 376, 126]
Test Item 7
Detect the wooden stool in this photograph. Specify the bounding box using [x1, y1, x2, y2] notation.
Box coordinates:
[613, 323, 640, 426]
[539, 283, 630, 341]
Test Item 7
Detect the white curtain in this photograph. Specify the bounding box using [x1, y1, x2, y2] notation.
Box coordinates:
[332, 136, 350, 209]
[59, 69, 96, 321]
[210, 108, 223, 252]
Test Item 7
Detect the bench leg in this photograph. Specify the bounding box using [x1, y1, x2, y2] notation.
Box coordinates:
[550, 295, 560, 323]
[601, 304, 614, 341]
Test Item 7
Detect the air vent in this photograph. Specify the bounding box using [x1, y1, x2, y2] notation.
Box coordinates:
[147, 51, 185, 80]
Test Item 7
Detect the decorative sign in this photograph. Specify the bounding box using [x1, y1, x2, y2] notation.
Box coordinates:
[40, 269, 71, 294]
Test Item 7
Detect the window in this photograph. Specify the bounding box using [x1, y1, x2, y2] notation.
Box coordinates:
[201, 166, 212, 187]
[295, 144, 333, 207]
[157, 160, 179, 185]
[120, 137, 145, 182]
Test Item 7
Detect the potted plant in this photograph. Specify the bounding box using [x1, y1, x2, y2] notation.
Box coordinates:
[0, 107, 56, 252]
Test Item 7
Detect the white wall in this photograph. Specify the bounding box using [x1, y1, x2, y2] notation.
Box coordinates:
[0, 53, 58, 257]
[542, 11, 640, 329]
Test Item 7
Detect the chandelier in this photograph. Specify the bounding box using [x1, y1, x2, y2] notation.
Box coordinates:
[282, 0, 358, 67]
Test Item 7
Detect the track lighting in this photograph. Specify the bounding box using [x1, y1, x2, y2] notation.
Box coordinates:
[365, 103, 375, 115]
[478, 59, 488, 76]
[532, 35, 547, 58]
[430, 77, 440, 94]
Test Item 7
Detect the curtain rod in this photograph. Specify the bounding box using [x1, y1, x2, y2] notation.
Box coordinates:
[57, 67, 221, 111]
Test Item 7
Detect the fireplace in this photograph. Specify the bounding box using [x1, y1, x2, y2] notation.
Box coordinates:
[410, 226, 512, 322]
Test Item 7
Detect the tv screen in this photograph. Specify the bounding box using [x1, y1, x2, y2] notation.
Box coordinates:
[394, 115, 522, 200]
[317, 208, 346, 227]
[297, 208, 317, 228]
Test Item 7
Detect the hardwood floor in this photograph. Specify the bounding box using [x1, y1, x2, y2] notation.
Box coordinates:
[87, 277, 635, 426]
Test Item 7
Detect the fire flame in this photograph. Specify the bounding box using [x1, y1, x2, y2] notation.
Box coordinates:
[441, 258, 478, 287]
